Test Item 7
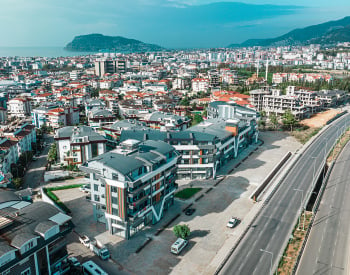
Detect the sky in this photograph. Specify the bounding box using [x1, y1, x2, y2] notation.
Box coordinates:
[0, 0, 349, 48]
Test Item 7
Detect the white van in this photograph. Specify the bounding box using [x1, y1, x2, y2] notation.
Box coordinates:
[171, 238, 188, 255]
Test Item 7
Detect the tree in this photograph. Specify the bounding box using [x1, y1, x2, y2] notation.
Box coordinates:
[282, 110, 298, 131]
[173, 224, 191, 240]
[48, 143, 57, 163]
[269, 113, 279, 129]
[13, 177, 23, 189]
[192, 114, 203, 126]
[180, 97, 190, 106]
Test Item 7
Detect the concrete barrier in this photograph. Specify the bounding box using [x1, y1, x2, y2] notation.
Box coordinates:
[250, 152, 292, 201]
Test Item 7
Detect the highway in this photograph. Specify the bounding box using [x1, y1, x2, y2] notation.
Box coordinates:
[297, 140, 350, 275]
[219, 114, 350, 275]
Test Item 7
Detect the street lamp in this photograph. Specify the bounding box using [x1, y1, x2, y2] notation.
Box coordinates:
[260, 248, 273, 275]
[294, 188, 305, 230]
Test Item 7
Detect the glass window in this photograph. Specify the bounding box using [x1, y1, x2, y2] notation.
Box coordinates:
[112, 196, 118, 204]
[112, 173, 118, 181]
[94, 184, 98, 191]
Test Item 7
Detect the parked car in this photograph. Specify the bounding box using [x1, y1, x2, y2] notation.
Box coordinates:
[79, 235, 90, 247]
[226, 217, 240, 228]
[68, 257, 81, 267]
[171, 238, 188, 255]
[185, 208, 195, 216]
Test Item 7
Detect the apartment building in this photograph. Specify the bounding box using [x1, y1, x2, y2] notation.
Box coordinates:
[120, 118, 259, 180]
[0, 138, 18, 176]
[87, 108, 115, 129]
[94, 59, 126, 77]
[207, 101, 259, 123]
[31, 103, 60, 128]
[46, 107, 79, 129]
[191, 78, 209, 93]
[249, 89, 271, 112]
[0, 191, 73, 275]
[55, 126, 106, 165]
[262, 90, 308, 119]
[140, 112, 191, 131]
[8, 98, 32, 118]
[102, 119, 149, 147]
[80, 140, 180, 239]
[250, 87, 347, 118]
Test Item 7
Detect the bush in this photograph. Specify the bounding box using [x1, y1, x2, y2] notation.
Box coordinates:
[173, 224, 191, 240]
[13, 178, 24, 189]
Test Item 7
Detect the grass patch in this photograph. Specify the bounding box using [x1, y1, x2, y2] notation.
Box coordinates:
[276, 211, 313, 274]
[175, 188, 202, 200]
[291, 127, 321, 144]
[43, 187, 76, 214]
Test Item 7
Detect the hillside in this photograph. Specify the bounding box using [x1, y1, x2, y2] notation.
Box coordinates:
[65, 34, 164, 52]
[229, 16, 350, 47]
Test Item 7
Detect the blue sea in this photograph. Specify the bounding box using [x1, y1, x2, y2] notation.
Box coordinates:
[0, 47, 97, 58]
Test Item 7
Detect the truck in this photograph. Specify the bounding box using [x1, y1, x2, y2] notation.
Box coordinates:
[89, 239, 110, 261]
[79, 235, 91, 248]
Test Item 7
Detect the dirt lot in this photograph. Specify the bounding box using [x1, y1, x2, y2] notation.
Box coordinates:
[300, 109, 341, 128]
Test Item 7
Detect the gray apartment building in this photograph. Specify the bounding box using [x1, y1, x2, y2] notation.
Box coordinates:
[80, 140, 180, 239]
[120, 117, 259, 180]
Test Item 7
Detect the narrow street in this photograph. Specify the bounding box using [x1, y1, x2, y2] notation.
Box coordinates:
[23, 134, 54, 189]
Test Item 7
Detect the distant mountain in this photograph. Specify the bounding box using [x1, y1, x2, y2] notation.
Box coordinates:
[229, 16, 350, 47]
[64, 34, 164, 52]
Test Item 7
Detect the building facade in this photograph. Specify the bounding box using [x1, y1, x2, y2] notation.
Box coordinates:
[80, 140, 180, 239]
[55, 126, 107, 165]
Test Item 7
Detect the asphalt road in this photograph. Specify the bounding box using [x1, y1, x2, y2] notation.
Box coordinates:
[23, 134, 53, 189]
[220, 114, 350, 275]
[297, 139, 350, 275]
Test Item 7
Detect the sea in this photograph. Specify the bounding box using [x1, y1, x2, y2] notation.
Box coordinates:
[0, 47, 98, 58]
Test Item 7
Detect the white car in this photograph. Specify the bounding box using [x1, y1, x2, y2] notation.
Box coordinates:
[79, 235, 91, 247]
[227, 217, 240, 228]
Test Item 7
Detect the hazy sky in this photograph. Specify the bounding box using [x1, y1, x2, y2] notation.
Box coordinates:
[0, 0, 349, 48]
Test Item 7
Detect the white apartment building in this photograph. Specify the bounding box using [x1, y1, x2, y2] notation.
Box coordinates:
[55, 126, 107, 166]
[191, 78, 209, 93]
[8, 98, 32, 118]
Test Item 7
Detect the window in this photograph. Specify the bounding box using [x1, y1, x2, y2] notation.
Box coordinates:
[94, 184, 98, 191]
[91, 143, 98, 158]
[112, 196, 118, 204]
[111, 187, 118, 193]
[24, 241, 34, 252]
[138, 167, 143, 176]
[112, 208, 119, 216]
[112, 173, 119, 181]
[21, 268, 31, 275]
